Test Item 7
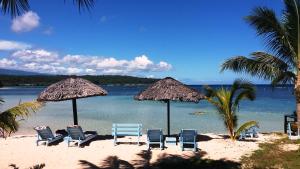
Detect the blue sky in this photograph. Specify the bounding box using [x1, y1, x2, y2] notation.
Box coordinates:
[0, 0, 284, 84]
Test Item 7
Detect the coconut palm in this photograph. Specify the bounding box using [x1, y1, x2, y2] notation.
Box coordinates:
[0, 100, 43, 138]
[221, 0, 300, 121]
[204, 79, 258, 140]
[0, 0, 94, 18]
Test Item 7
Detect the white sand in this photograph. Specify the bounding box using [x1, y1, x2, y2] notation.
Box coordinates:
[0, 133, 281, 169]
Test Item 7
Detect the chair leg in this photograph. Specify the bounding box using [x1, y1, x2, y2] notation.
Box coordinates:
[194, 143, 197, 152]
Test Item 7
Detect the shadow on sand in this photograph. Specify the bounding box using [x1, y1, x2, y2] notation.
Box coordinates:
[79, 150, 241, 169]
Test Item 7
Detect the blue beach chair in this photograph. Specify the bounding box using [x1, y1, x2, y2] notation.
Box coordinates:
[147, 129, 164, 150]
[239, 126, 259, 140]
[179, 129, 198, 152]
[66, 125, 97, 147]
[34, 126, 63, 146]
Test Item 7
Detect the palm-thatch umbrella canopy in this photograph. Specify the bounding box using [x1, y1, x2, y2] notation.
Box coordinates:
[37, 77, 108, 125]
[134, 77, 204, 135]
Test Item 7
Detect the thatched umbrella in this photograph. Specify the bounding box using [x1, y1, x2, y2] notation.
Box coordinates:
[134, 77, 204, 135]
[37, 77, 108, 125]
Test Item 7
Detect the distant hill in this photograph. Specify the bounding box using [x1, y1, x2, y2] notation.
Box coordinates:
[0, 74, 159, 86]
[0, 68, 45, 76]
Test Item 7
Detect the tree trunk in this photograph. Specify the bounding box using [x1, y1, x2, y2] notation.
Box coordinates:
[296, 64, 300, 122]
[296, 0, 300, 123]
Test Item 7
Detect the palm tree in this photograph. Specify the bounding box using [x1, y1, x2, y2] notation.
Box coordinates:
[221, 0, 300, 122]
[204, 79, 258, 140]
[0, 100, 43, 138]
[0, 0, 95, 18]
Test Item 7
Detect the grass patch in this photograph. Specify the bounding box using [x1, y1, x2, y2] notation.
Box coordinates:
[241, 136, 300, 169]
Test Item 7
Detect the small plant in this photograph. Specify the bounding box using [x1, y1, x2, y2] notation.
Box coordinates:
[204, 79, 258, 140]
[0, 99, 43, 138]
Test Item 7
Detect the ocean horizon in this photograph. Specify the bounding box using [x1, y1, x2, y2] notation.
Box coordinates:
[0, 84, 294, 135]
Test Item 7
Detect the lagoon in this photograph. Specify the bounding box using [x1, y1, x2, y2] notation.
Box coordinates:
[0, 85, 295, 135]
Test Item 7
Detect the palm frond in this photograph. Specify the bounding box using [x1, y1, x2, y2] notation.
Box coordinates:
[271, 71, 296, 86]
[0, 101, 44, 137]
[221, 52, 295, 86]
[230, 79, 256, 112]
[72, 0, 94, 12]
[246, 7, 296, 65]
[283, 0, 300, 57]
[234, 121, 258, 139]
[0, 0, 29, 18]
[0, 0, 95, 18]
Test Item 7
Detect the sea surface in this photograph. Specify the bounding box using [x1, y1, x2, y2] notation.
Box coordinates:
[0, 85, 295, 135]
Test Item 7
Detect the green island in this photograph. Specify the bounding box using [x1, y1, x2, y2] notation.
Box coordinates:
[0, 75, 158, 86]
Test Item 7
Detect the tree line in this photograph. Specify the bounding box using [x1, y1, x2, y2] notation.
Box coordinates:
[0, 75, 158, 86]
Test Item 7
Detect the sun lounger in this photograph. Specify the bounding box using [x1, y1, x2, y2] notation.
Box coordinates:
[34, 126, 63, 146]
[66, 125, 97, 147]
[179, 129, 197, 152]
[112, 123, 142, 146]
[147, 129, 164, 150]
[287, 122, 300, 140]
[239, 126, 259, 140]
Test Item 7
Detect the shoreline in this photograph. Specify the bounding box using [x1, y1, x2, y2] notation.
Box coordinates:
[0, 132, 283, 169]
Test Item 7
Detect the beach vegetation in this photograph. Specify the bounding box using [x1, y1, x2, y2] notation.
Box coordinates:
[0, 75, 158, 86]
[204, 79, 258, 140]
[0, 100, 43, 138]
[221, 0, 300, 122]
[241, 135, 300, 169]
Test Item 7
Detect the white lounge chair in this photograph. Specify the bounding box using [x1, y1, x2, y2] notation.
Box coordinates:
[34, 126, 63, 146]
[287, 122, 300, 140]
[66, 125, 97, 147]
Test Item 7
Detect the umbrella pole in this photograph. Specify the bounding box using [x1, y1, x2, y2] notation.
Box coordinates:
[72, 99, 78, 125]
[167, 100, 170, 136]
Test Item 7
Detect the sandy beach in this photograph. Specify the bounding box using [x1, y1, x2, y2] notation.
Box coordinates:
[0, 133, 282, 169]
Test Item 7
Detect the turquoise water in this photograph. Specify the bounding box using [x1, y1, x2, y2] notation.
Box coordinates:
[0, 85, 295, 135]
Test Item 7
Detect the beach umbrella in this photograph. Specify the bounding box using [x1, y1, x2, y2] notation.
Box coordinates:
[134, 77, 204, 136]
[37, 77, 108, 125]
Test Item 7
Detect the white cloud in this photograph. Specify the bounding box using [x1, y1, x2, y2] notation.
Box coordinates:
[85, 68, 96, 74]
[0, 40, 31, 51]
[0, 58, 17, 68]
[3, 47, 172, 75]
[63, 54, 87, 64]
[156, 61, 172, 70]
[128, 55, 153, 70]
[66, 67, 83, 74]
[11, 11, 40, 33]
[12, 49, 58, 62]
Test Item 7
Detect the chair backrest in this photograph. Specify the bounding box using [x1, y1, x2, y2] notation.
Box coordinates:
[247, 126, 258, 134]
[112, 123, 142, 136]
[181, 129, 197, 142]
[67, 125, 85, 140]
[34, 126, 54, 140]
[147, 129, 162, 141]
